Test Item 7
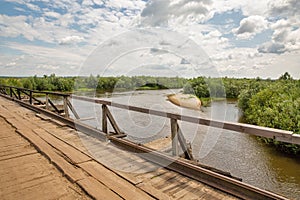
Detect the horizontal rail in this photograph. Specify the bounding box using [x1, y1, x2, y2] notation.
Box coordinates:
[0, 85, 70, 96]
[71, 95, 300, 145]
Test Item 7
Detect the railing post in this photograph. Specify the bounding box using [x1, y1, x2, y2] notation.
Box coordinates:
[63, 96, 69, 118]
[10, 88, 12, 97]
[29, 91, 33, 104]
[17, 89, 21, 100]
[102, 104, 108, 134]
[45, 94, 49, 110]
[171, 118, 179, 156]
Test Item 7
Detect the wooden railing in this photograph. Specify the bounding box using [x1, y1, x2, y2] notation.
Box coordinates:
[0, 85, 79, 119]
[1, 85, 299, 160]
[71, 95, 300, 145]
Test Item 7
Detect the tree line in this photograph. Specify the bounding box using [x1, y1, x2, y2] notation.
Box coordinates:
[0, 74, 187, 92]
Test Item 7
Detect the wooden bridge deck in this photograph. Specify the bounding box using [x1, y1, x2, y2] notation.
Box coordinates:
[0, 111, 90, 199]
[0, 96, 238, 200]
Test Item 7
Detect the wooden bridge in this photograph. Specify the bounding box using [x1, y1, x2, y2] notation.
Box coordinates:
[0, 85, 298, 200]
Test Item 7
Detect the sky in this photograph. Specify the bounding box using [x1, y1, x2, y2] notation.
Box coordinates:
[0, 0, 299, 78]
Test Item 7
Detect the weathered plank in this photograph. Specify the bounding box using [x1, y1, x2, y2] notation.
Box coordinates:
[77, 176, 122, 200]
[79, 161, 154, 200]
[32, 128, 91, 164]
[0, 116, 89, 200]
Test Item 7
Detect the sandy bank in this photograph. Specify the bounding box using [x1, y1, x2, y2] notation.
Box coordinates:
[167, 94, 201, 110]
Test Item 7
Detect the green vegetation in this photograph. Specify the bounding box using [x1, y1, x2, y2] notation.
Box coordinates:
[0, 74, 187, 92]
[0, 74, 74, 92]
[183, 72, 300, 155]
[238, 75, 300, 155]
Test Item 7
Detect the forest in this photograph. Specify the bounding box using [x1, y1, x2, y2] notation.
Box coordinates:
[0, 72, 299, 155]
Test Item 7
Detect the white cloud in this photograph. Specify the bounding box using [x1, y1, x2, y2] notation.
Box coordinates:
[26, 3, 40, 11]
[258, 42, 285, 54]
[37, 64, 59, 70]
[212, 0, 271, 17]
[59, 35, 84, 45]
[5, 62, 17, 67]
[140, 0, 213, 27]
[268, 18, 300, 53]
[233, 15, 268, 39]
[268, 0, 300, 18]
[44, 11, 61, 19]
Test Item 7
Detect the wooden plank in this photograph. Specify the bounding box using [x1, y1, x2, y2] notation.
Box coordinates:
[0, 148, 37, 161]
[137, 182, 173, 200]
[79, 161, 154, 200]
[77, 176, 122, 200]
[0, 137, 28, 147]
[0, 168, 53, 189]
[0, 151, 37, 163]
[0, 153, 42, 170]
[2, 177, 76, 200]
[15, 129, 87, 182]
[32, 128, 91, 164]
[0, 116, 89, 200]
[0, 156, 51, 175]
[113, 171, 143, 185]
[35, 113, 52, 121]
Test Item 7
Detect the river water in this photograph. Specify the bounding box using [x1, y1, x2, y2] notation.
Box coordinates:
[71, 89, 300, 199]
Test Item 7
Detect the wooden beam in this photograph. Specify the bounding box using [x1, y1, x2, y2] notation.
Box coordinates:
[177, 124, 194, 160]
[66, 99, 80, 119]
[48, 98, 60, 114]
[29, 91, 33, 104]
[102, 105, 108, 134]
[45, 94, 50, 110]
[21, 90, 44, 105]
[170, 118, 179, 156]
[63, 96, 69, 118]
[17, 89, 21, 100]
[11, 89, 18, 99]
[105, 106, 122, 135]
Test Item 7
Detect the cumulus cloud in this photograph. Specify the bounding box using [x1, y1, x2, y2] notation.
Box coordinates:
[233, 15, 268, 39]
[269, 0, 300, 18]
[258, 42, 285, 54]
[267, 18, 300, 53]
[140, 0, 213, 26]
[58, 36, 84, 45]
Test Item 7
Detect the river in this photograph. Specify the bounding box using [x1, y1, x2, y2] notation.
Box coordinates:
[71, 89, 300, 199]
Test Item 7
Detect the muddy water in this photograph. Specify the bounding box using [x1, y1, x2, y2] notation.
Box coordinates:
[72, 89, 300, 199]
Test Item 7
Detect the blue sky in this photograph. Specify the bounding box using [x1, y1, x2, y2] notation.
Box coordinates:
[0, 0, 299, 78]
